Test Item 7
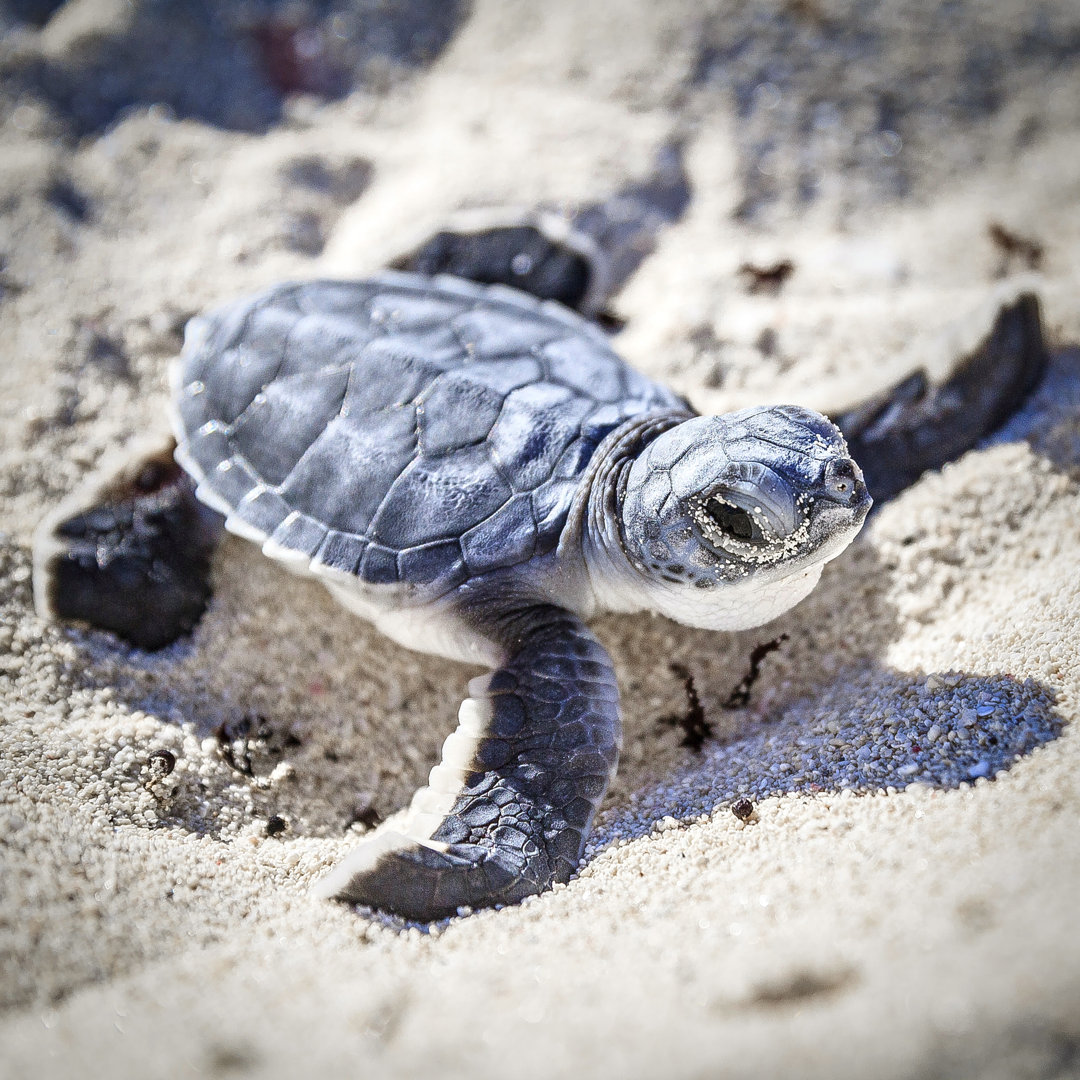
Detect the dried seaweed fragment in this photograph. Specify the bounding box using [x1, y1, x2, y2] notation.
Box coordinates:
[723, 634, 789, 709]
[658, 662, 714, 751]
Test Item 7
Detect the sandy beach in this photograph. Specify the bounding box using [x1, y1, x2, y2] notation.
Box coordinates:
[2, 2, 1080, 1077]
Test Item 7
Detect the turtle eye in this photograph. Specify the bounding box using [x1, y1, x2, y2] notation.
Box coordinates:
[704, 498, 766, 544]
[823, 457, 862, 505]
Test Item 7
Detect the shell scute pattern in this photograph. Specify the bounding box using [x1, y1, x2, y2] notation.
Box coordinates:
[230, 366, 352, 488]
[450, 305, 563, 359]
[370, 443, 512, 550]
[397, 539, 467, 590]
[285, 313, 378, 378]
[488, 383, 595, 493]
[238, 488, 293, 539]
[294, 280, 379, 317]
[358, 543, 399, 585]
[455, 356, 543, 396]
[313, 529, 366, 576]
[280, 406, 419, 536]
[417, 374, 503, 455]
[270, 512, 327, 560]
[342, 346, 431, 414]
[210, 346, 285, 425]
[242, 303, 299, 376]
[207, 454, 259, 509]
[368, 292, 465, 331]
[174, 276, 684, 593]
[531, 476, 581, 548]
[539, 335, 626, 403]
[460, 493, 538, 572]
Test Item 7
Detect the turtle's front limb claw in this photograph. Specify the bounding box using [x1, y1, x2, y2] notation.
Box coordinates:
[315, 606, 620, 921]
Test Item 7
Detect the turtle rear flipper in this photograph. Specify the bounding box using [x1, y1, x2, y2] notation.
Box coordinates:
[833, 292, 1049, 503]
[33, 437, 223, 651]
[391, 142, 691, 318]
[315, 605, 620, 920]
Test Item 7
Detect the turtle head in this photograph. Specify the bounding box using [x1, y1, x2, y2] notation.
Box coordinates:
[612, 406, 871, 630]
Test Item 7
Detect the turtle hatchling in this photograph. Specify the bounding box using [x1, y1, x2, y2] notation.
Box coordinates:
[37, 272, 873, 920]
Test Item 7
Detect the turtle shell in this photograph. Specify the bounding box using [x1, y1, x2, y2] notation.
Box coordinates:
[172, 273, 683, 593]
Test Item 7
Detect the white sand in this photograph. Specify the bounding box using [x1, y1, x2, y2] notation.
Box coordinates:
[2, 2, 1080, 1077]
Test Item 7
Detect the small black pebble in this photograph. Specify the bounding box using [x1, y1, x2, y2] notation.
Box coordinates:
[738, 260, 795, 295]
[265, 815, 288, 837]
[732, 798, 755, 822]
[147, 748, 176, 777]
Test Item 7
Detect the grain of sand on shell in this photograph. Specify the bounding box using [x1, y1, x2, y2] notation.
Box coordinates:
[2, 2, 1080, 1078]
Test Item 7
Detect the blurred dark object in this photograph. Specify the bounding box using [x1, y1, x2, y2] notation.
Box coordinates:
[569, 141, 692, 307]
[250, 0, 468, 97]
[252, 15, 348, 97]
[738, 260, 795, 295]
[395, 143, 691, 317]
[402, 225, 594, 311]
[0, 0, 469, 135]
[0, 0, 64, 27]
[988, 222, 1044, 276]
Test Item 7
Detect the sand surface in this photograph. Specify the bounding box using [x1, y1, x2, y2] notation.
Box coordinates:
[2, 2, 1080, 1077]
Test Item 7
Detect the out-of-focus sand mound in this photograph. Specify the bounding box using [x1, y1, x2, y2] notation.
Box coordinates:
[1, 2, 1079, 1078]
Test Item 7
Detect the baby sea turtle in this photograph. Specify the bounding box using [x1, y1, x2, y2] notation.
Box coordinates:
[36, 272, 872, 920]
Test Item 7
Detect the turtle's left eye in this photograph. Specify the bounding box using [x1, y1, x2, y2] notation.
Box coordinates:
[704, 498, 767, 545]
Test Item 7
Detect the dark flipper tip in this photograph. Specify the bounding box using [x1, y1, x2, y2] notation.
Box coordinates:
[35, 442, 222, 651]
[834, 292, 1050, 504]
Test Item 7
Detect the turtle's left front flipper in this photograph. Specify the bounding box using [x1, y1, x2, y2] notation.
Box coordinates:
[33, 436, 223, 650]
[315, 606, 621, 921]
[833, 292, 1049, 504]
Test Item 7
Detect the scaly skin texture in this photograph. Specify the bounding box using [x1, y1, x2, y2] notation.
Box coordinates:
[322, 606, 620, 920]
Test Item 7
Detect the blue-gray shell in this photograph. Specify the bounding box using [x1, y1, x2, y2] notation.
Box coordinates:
[171, 274, 684, 593]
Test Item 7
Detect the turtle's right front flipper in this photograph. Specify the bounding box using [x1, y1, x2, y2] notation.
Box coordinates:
[33, 436, 223, 650]
[315, 606, 621, 921]
[833, 292, 1049, 504]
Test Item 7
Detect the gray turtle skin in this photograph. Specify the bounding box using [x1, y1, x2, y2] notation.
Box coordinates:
[164, 272, 870, 920]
